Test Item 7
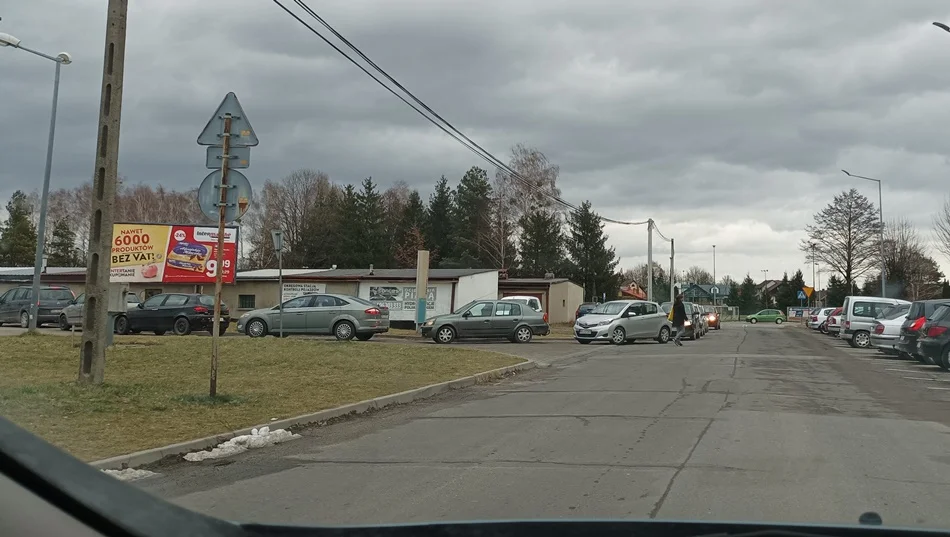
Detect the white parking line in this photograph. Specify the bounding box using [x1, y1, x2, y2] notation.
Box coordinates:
[886, 368, 930, 374]
[926, 386, 950, 391]
[902, 376, 939, 381]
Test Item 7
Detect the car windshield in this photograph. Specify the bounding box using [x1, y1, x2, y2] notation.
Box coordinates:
[590, 302, 628, 315]
[882, 306, 909, 321]
[9, 6, 950, 533]
[38, 289, 73, 301]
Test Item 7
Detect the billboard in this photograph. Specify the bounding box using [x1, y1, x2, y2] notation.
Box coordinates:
[110, 223, 238, 284]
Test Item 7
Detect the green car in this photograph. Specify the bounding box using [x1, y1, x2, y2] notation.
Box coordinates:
[746, 309, 786, 324]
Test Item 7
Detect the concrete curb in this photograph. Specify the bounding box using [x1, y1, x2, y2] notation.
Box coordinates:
[89, 360, 536, 471]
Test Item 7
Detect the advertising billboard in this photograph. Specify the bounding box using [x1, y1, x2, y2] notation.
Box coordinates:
[110, 223, 239, 284]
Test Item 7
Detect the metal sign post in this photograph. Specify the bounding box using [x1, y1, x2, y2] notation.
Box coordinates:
[271, 230, 284, 338]
[197, 92, 257, 398]
[415, 250, 430, 333]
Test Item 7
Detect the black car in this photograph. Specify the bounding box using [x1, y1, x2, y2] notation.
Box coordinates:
[915, 304, 950, 369]
[0, 285, 74, 328]
[114, 293, 229, 336]
[896, 299, 950, 363]
[575, 302, 598, 320]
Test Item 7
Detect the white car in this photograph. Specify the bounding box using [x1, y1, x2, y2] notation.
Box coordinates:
[807, 307, 836, 330]
[869, 304, 911, 355]
[500, 295, 543, 313]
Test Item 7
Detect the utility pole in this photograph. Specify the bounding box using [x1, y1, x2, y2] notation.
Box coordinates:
[646, 219, 654, 301]
[79, 0, 127, 385]
[810, 243, 817, 307]
[669, 238, 675, 303]
[712, 244, 717, 306]
[761, 269, 769, 307]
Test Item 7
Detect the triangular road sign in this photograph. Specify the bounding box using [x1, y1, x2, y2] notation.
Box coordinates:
[197, 92, 259, 147]
[802, 286, 814, 298]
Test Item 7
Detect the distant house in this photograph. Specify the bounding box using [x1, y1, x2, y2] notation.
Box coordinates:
[755, 280, 783, 306]
[681, 283, 733, 305]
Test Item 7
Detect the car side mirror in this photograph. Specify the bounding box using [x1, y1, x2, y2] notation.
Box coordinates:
[462, 311, 472, 318]
[137, 303, 144, 309]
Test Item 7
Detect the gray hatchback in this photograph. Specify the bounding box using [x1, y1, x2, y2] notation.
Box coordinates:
[421, 299, 549, 344]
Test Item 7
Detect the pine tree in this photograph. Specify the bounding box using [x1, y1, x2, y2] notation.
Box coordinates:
[425, 176, 455, 266]
[392, 190, 427, 267]
[774, 272, 793, 310]
[300, 186, 343, 269]
[46, 218, 81, 266]
[355, 177, 386, 267]
[738, 274, 758, 314]
[727, 285, 740, 307]
[333, 185, 361, 268]
[518, 210, 565, 277]
[452, 166, 493, 267]
[0, 190, 37, 266]
[565, 201, 620, 301]
[826, 274, 849, 306]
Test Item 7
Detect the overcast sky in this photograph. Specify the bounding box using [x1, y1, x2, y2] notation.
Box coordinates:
[3, 1, 950, 286]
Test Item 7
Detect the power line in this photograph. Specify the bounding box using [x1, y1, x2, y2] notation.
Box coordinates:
[272, 0, 649, 226]
[653, 224, 671, 242]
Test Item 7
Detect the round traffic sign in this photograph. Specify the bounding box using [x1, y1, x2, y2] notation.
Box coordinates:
[197, 169, 252, 223]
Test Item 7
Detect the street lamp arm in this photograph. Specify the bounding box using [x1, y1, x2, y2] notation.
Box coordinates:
[840, 169, 881, 184]
[934, 22, 950, 33]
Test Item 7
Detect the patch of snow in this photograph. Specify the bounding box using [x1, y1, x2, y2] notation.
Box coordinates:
[103, 468, 157, 481]
[183, 426, 300, 462]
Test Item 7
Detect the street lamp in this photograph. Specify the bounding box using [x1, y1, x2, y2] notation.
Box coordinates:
[841, 170, 886, 298]
[1, 32, 71, 332]
[934, 22, 950, 33]
[761, 269, 769, 306]
[809, 242, 817, 307]
[712, 245, 716, 305]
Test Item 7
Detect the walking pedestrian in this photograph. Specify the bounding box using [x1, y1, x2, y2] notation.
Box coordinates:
[671, 293, 687, 346]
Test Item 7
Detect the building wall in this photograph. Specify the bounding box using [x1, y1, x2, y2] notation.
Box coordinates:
[358, 280, 454, 322]
[548, 281, 584, 324]
[455, 271, 499, 310]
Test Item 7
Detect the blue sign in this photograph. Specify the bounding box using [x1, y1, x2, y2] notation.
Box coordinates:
[797, 290, 807, 300]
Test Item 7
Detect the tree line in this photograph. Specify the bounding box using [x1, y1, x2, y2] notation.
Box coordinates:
[802, 188, 949, 302]
[0, 144, 625, 301]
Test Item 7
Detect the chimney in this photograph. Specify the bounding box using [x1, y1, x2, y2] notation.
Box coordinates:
[368, 264, 374, 276]
[544, 272, 555, 280]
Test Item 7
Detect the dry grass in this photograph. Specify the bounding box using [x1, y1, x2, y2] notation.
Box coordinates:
[0, 333, 523, 461]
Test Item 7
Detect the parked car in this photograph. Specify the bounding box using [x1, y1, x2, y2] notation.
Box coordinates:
[660, 301, 700, 341]
[897, 299, 950, 363]
[746, 309, 786, 324]
[915, 305, 950, 369]
[807, 307, 836, 330]
[839, 295, 910, 349]
[115, 293, 230, 336]
[575, 302, 598, 320]
[820, 307, 841, 334]
[238, 293, 390, 340]
[827, 311, 842, 336]
[575, 300, 671, 345]
[59, 292, 142, 330]
[500, 296, 543, 313]
[869, 305, 910, 355]
[422, 299, 549, 344]
[0, 285, 75, 328]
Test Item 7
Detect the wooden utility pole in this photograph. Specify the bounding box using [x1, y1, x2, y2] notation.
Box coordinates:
[79, 0, 127, 384]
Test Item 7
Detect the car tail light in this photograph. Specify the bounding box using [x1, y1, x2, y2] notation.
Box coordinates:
[873, 324, 884, 334]
[364, 307, 381, 316]
[910, 317, 926, 332]
[927, 326, 947, 338]
[844, 321, 850, 329]
[194, 306, 209, 314]
[543, 312, 549, 323]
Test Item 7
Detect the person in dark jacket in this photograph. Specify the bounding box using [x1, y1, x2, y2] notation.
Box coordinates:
[671, 293, 687, 346]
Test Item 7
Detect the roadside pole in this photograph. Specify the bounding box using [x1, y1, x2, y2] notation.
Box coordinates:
[209, 114, 231, 398]
[669, 238, 675, 303]
[415, 250, 430, 333]
[79, 0, 127, 385]
[646, 219, 654, 301]
[196, 92, 258, 398]
[272, 230, 284, 338]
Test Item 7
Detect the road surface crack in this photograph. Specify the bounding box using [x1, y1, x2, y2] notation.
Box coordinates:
[648, 416, 715, 518]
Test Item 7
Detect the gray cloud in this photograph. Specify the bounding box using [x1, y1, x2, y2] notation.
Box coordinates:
[3, 0, 950, 282]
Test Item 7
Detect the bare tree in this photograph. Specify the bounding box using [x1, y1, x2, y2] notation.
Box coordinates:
[624, 261, 667, 287]
[871, 218, 943, 300]
[720, 275, 737, 288]
[933, 195, 950, 263]
[684, 265, 714, 285]
[493, 143, 561, 227]
[800, 188, 881, 286]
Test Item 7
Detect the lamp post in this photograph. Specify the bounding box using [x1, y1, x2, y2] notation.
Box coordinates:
[934, 22, 950, 33]
[0, 32, 71, 332]
[712, 244, 717, 305]
[841, 170, 886, 298]
[809, 242, 817, 307]
[761, 269, 769, 307]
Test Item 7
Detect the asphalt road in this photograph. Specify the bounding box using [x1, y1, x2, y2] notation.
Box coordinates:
[136, 323, 950, 528]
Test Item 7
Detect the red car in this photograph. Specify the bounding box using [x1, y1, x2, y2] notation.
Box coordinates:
[704, 308, 721, 330]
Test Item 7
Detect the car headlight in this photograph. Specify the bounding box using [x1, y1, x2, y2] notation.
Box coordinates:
[423, 319, 435, 327]
[597, 319, 614, 327]
[685, 320, 692, 327]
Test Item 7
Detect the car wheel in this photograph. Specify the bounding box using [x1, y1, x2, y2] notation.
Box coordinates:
[246, 319, 267, 338]
[334, 320, 355, 341]
[114, 315, 129, 335]
[173, 317, 191, 336]
[775, 318, 784, 325]
[19, 311, 29, 329]
[435, 326, 455, 344]
[355, 333, 373, 341]
[610, 326, 626, 345]
[513, 326, 533, 343]
[749, 318, 758, 324]
[852, 330, 871, 348]
[941, 347, 950, 371]
[657, 326, 670, 344]
[59, 314, 71, 331]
